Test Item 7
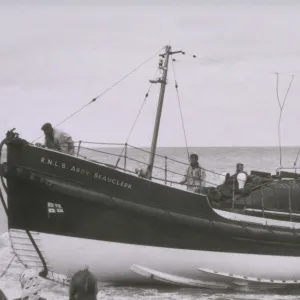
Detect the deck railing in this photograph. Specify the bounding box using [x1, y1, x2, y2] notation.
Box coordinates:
[74, 142, 300, 191]
[276, 166, 300, 174]
[73, 141, 222, 189]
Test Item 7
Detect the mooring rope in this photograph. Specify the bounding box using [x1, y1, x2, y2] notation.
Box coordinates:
[0, 254, 16, 280]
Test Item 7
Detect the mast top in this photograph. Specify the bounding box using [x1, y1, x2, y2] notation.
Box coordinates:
[159, 45, 183, 57]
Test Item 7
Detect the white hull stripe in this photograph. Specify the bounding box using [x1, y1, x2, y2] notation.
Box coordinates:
[214, 209, 300, 229]
[244, 208, 300, 218]
[9, 230, 300, 284]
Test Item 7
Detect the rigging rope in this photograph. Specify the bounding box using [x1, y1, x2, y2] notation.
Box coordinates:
[0, 254, 15, 279]
[115, 69, 159, 167]
[275, 73, 295, 167]
[172, 51, 229, 67]
[32, 46, 166, 143]
[293, 148, 300, 168]
[182, 52, 224, 65]
[171, 57, 189, 159]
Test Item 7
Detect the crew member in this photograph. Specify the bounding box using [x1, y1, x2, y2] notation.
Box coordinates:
[69, 268, 98, 300]
[13, 269, 46, 300]
[135, 165, 152, 179]
[236, 163, 245, 175]
[230, 163, 250, 190]
[41, 123, 75, 155]
[180, 153, 206, 192]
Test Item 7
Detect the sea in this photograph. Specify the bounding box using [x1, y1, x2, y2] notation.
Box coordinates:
[1, 146, 300, 300]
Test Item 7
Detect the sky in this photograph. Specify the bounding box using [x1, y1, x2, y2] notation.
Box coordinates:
[0, 0, 300, 147]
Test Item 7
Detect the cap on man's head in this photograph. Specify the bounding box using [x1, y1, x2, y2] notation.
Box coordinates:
[190, 153, 198, 160]
[236, 163, 244, 171]
[41, 123, 52, 131]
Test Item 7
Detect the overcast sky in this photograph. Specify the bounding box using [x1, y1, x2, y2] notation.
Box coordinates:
[0, 0, 299, 147]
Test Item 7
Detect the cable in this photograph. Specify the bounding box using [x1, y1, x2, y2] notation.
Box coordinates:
[184, 52, 224, 65]
[115, 69, 158, 168]
[171, 57, 189, 159]
[124, 74, 157, 144]
[32, 46, 166, 143]
[276, 72, 282, 167]
[0, 254, 15, 279]
[174, 51, 229, 67]
[276, 73, 295, 167]
[293, 148, 300, 168]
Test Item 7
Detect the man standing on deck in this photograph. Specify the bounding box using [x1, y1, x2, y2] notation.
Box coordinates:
[40, 123, 75, 155]
[179, 153, 206, 192]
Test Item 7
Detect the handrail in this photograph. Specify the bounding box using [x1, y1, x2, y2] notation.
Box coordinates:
[276, 166, 300, 173]
[79, 146, 124, 158]
[74, 141, 225, 177]
[110, 163, 218, 188]
[75, 141, 300, 177]
[76, 148, 219, 187]
[127, 144, 187, 164]
[75, 141, 125, 146]
[36, 140, 300, 192]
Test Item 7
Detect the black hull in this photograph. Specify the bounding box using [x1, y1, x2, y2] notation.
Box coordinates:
[3, 141, 300, 258]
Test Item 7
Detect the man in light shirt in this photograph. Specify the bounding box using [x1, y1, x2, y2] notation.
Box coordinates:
[41, 123, 75, 155]
[179, 153, 206, 192]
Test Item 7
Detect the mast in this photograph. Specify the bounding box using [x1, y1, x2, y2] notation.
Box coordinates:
[147, 45, 182, 179]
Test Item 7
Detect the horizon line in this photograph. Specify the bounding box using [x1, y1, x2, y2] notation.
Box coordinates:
[77, 144, 300, 148]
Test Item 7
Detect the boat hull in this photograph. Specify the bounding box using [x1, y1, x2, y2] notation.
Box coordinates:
[3, 140, 300, 285]
[9, 229, 300, 283]
[7, 165, 300, 257]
